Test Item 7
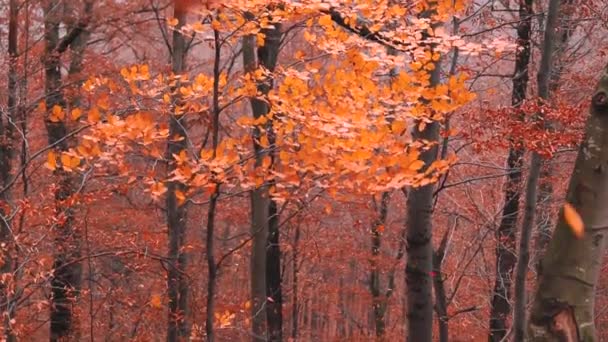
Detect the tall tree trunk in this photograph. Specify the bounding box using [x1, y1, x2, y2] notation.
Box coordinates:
[405, 29, 442, 342]
[513, 0, 562, 339]
[166, 5, 189, 341]
[44, 1, 91, 339]
[370, 193, 389, 338]
[488, 0, 534, 340]
[260, 23, 283, 342]
[0, 0, 19, 340]
[291, 225, 300, 341]
[204, 27, 222, 342]
[527, 62, 608, 341]
[533, 0, 575, 269]
[243, 31, 268, 342]
[243, 13, 282, 342]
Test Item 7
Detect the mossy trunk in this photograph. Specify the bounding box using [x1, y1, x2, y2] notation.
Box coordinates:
[527, 63, 608, 341]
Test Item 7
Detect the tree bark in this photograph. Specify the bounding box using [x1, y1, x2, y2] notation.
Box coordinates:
[166, 5, 190, 341]
[513, 0, 562, 339]
[0, 0, 19, 340]
[488, 0, 533, 340]
[44, 1, 91, 340]
[527, 62, 608, 341]
[533, 0, 576, 270]
[243, 13, 283, 342]
[370, 193, 389, 338]
[405, 28, 442, 342]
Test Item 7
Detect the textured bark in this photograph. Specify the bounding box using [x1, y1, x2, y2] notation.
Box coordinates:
[488, 0, 533, 340]
[513, 0, 562, 339]
[370, 193, 389, 338]
[260, 24, 283, 342]
[44, 2, 91, 340]
[166, 5, 190, 341]
[0, 1, 19, 340]
[243, 32, 268, 342]
[291, 225, 300, 340]
[243, 14, 283, 341]
[527, 62, 608, 341]
[405, 31, 442, 342]
[433, 231, 449, 342]
[205, 27, 222, 342]
[533, 0, 576, 270]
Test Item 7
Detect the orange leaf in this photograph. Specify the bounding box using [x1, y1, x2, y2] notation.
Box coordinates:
[149, 294, 162, 309]
[563, 203, 584, 239]
[45, 151, 57, 171]
[71, 108, 82, 121]
[49, 105, 64, 122]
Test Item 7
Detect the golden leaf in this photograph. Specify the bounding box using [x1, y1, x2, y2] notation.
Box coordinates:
[49, 105, 64, 122]
[71, 108, 82, 121]
[564, 203, 584, 239]
[88, 107, 100, 123]
[45, 151, 57, 171]
[150, 294, 162, 309]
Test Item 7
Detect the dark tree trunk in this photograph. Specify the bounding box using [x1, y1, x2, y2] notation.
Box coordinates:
[533, 0, 575, 270]
[405, 51, 441, 342]
[370, 193, 389, 338]
[166, 5, 190, 341]
[204, 27, 222, 342]
[44, 1, 91, 340]
[488, 1, 533, 340]
[243, 12, 283, 342]
[291, 224, 300, 341]
[259, 23, 283, 342]
[0, 0, 19, 340]
[513, 0, 562, 339]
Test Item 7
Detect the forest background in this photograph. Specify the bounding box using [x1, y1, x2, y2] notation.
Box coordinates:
[0, 0, 607, 341]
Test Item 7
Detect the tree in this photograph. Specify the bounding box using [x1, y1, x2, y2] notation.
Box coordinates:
[513, 0, 562, 338]
[166, 2, 190, 340]
[488, 0, 533, 340]
[528, 62, 608, 341]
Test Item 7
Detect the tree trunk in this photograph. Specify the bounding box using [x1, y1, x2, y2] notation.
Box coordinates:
[260, 23, 283, 342]
[166, 5, 189, 341]
[0, 0, 19, 340]
[533, 0, 576, 270]
[371, 193, 389, 338]
[527, 62, 608, 341]
[291, 225, 300, 341]
[243, 13, 283, 342]
[204, 27, 223, 342]
[44, 1, 91, 339]
[488, 1, 533, 340]
[405, 42, 442, 342]
[512, 0, 562, 339]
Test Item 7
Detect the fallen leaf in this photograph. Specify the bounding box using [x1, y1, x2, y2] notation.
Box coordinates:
[564, 203, 584, 239]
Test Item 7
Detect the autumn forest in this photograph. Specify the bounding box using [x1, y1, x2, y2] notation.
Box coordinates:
[1, 0, 608, 341]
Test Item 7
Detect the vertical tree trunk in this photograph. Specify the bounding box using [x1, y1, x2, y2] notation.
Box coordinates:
[528, 62, 608, 341]
[488, 1, 534, 340]
[166, 5, 189, 341]
[243, 32, 268, 342]
[260, 23, 283, 342]
[243, 13, 283, 342]
[512, 0, 562, 339]
[204, 27, 222, 342]
[533, 0, 575, 268]
[0, 1, 19, 340]
[405, 48, 441, 342]
[291, 225, 300, 341]
[433, 224, 452, 342]
[44, 1, 91, 339]
[370, 193, 389, 338]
